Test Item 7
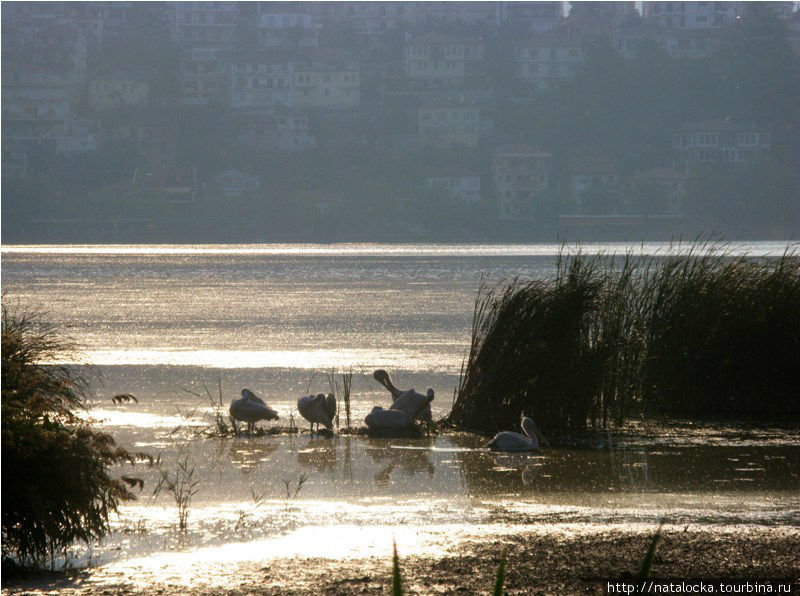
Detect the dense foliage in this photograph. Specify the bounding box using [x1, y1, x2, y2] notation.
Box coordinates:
[1, 304, 144, 568]
[449, 245, 800, 433]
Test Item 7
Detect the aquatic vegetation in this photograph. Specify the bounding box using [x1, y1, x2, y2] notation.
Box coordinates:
[387, 542, 508, 595]
[449, 242, 800, 433]
[342, 370, 354, 429]
[493, 553, 507, 596]
[1, 303, 147, 568]
[392, 540, 403, 596]
[637, 527, 662, 582]
[281, 472, 309, 508]
[152, 455, 200, 532]
[235, 487, 268, 532]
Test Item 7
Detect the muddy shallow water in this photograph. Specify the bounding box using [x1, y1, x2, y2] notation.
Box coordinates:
[4, 410, 799, 593]
[3, 243, 799, 593]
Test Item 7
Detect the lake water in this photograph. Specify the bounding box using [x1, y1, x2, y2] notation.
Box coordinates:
[2, 242, 798, 591]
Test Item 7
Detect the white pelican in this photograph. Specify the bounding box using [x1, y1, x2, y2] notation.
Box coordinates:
[372, 369, 434, 422]
[486, 415, 550, 452]
[364, 406, 414, 432]
[229, 389, 279, 435]
[297, 393, 336, 434]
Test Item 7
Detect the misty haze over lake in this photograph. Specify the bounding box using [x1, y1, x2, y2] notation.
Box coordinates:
[3, 1, 799, 243]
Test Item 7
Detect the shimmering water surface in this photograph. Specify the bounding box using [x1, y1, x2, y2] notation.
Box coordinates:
[2, 243, 798, 590]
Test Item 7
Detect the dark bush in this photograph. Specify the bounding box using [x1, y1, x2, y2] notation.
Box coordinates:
[1, 304, 145, 568]
[448, 246, 800, 433]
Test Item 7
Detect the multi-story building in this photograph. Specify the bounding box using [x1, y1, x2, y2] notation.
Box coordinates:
[498, 2, 562, 32]
[88, 74, 149, 110]
[229, 51, 293, 109]
[569, 2, 637, 24]
[641, 1, 741, 29]
[275, 108, 316, 151]
[255, 2, 321, 49]
[293, 50, 360, 109]
[320, 2, 409, 36]
[180, 47, 228, 106]
[494, 144, 552, 220]
[171, 2, 239, 49]
[418, 103, 481, 148]
[426, 170, 482, 205]
[514, 34, 583, 90]
[405, 34, 485, 87]
[672, 119, 771, 173]
[1, 63, 71, 143]
[569, 157, 618, 209]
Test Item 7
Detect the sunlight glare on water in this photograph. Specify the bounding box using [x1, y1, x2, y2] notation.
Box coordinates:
[3, 243, 799, 591]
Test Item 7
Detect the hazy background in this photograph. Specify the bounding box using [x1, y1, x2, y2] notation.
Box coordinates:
[2, 1, 799, 243]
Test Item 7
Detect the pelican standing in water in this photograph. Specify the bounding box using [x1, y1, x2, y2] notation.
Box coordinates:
[297, 393, 336, 434]
[372, 369, 434, 422]
[229, 389, 279, 435]
[486, 415, 550, 452]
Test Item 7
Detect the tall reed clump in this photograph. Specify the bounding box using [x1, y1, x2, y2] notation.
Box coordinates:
[448, 244, 800, 433]
[1, 303, 147, 568]
[643, 247, 800, 418]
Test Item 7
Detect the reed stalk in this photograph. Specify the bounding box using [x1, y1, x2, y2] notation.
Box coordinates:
[449, 242, 800, 433]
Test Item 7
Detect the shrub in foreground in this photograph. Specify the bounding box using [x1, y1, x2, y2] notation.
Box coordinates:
[1, 304, 145, 568]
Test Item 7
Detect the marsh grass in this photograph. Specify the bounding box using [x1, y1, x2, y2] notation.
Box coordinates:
[152, 455, 200, 532]
[392, 540, 403, 596]
[342, 370, 354, 429]
[449, 243, 800, 433]
[281, 472, 308, 510]
[637, 526, 662, 582]
[492, 553, 507, 596]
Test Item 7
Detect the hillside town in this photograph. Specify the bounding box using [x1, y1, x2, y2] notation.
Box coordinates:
[3, 1, 799, 241]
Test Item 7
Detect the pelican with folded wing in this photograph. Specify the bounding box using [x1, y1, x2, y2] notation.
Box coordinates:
[229, 389, 279, 435]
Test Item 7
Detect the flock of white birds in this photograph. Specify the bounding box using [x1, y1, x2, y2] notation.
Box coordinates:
[229, 369, 547, 452]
